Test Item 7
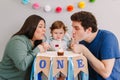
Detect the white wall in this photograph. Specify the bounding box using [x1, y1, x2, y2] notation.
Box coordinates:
[0, 0, 120, 61]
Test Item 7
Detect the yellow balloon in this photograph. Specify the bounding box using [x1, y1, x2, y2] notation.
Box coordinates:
[78, 1, 85, 9]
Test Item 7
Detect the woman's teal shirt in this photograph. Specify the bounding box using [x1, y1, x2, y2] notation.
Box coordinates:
[0, 35, 40, 80]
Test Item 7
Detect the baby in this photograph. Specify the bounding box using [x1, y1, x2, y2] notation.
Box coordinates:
[48, 20, 71, 51]
[47, 20, 71, 80]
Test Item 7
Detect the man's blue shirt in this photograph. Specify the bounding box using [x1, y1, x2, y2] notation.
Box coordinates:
[80, 29, 120, 80]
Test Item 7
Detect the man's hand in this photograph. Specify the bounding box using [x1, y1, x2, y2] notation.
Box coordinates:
[71, 44, 85, 54]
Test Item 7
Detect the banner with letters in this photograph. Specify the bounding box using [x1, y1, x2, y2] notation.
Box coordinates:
[34, 54, 88, 80]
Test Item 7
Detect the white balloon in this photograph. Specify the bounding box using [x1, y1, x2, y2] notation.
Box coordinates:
[44, 5, 52, 12]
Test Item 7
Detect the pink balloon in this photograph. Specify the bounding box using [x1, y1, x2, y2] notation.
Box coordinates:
[55, 6, 62, 13]
[32, 3, 40, 9]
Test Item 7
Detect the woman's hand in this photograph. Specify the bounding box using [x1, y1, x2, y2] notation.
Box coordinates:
[38, 42, 50, 53]
[38, 45, 46, 53]
[41, 42, 51, 51]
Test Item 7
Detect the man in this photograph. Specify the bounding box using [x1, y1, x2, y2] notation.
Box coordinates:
[70, 11, 120, 80]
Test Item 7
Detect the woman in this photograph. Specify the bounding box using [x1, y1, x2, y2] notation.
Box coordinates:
[0, 14, 50, 80]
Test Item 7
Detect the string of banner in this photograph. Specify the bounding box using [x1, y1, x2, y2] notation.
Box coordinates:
[21, 0, 96, 13]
